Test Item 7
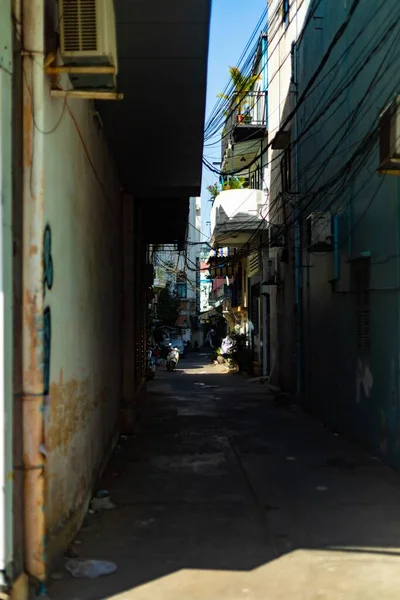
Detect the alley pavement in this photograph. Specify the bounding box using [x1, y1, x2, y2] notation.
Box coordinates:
[49, 353, 400, 599]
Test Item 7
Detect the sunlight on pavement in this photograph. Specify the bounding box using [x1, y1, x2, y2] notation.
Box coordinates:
[106, 548, 400, 600]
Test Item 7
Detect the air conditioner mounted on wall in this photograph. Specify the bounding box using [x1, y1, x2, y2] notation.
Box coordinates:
[263, 248, 279, 286]
[268, 224, 286, 248]
[307, 212, 333, 252]
[378, 96, 400, 174]
[59, 0, 118, 89]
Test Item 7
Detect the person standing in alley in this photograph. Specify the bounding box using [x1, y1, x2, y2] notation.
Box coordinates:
[205, 327, 215, 348]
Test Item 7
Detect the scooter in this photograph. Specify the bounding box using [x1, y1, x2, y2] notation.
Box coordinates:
[166, 346, 180, 371]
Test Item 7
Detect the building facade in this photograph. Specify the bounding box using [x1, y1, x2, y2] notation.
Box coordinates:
[1, 0, 210, 595]
[209, 30, 269, 373]
[266, 0, 400, 467]
[152, 197, 203, 344]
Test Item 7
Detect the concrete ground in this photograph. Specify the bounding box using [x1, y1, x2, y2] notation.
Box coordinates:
[49, 353, 400, 599]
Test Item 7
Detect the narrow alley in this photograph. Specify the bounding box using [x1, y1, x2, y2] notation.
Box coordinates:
[49, 355, 400, 600]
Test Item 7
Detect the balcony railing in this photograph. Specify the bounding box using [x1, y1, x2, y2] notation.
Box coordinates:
[222, 91, 267, 158]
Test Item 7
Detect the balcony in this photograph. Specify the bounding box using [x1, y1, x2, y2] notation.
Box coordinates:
[210, 283, 231, 307]
[222, 91, 267, 161]
[210, 189, 268, 247]
[153, 266, 167, 289]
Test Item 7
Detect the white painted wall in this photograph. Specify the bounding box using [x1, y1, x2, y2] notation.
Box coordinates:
[186, 196, 201, 300]
[42, 92, 122, 561]
[267, 0, 311, 386]
[211, 189, 267, 246]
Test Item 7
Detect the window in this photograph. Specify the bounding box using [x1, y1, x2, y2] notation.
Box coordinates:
[176, 282, 187, 299]
[282, 0, 290, 28]
[351, 258, 371, 352]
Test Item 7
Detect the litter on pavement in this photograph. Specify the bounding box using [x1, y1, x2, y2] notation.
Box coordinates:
[65, 559, 117, 579]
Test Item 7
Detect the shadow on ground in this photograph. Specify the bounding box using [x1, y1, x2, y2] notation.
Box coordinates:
[48, 354, 400, 599]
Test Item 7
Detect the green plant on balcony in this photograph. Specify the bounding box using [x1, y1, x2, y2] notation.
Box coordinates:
[208, 176, 246, 201]
[218, 67, 260, 122]
[207, 183, 220, 202]
[223, 176, 247, 190]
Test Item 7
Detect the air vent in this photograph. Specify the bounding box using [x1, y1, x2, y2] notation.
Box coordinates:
[248, 251, 261, 278]
[63, 0, 97, 53]
[351, 258, 371, 352]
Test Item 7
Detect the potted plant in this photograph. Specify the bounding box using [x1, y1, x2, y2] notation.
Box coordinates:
[218, 67, 260, 124]
[225, 332, 254, 375]
[222, 176, 246, 191]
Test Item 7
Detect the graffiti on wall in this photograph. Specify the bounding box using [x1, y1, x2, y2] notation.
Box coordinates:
[43, 225, 53, 395]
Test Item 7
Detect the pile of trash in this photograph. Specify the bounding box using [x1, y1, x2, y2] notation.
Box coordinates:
[90, 489, 116, 512]
[52, 490, 118, 584]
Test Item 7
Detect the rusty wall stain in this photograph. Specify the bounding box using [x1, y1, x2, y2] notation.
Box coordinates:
[29, 244, 38, 257]
[47, 375, 91, 453]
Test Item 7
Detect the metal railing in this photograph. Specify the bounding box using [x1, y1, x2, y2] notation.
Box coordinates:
[221, 91, 268, 159]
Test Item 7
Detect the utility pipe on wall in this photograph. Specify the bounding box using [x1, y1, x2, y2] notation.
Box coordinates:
[0, 0, 14, 588]
[262, 250, 269, 377]
[21, 0, 47, 583]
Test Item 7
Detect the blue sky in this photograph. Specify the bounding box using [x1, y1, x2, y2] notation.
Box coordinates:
[201, 0, 267, 236]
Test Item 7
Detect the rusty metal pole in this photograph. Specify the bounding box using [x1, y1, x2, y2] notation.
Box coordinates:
[0, 0, 14, 589]
[21, 0, 46, 584]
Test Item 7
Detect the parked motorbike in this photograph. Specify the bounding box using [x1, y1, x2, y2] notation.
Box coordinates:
[166, 346, 180, 372]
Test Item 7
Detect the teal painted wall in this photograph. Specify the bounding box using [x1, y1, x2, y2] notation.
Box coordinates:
[296, 0, 400, 466]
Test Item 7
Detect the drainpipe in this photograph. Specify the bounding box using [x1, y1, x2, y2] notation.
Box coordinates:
[21, 0, 47, 585]
[0, 0, 14, 589]
[293, 40, 303, 395]
[261, 251, 269, 377]
[262, 32, 268, 127]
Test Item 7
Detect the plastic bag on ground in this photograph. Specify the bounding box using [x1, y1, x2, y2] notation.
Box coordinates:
[65, 559, 117, 579]
[91, 496, 116, 511]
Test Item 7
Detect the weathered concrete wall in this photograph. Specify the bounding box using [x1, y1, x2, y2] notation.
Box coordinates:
[266, 0, 311, 390]
[296, 0, 400, 466]
[42, 93, 122, 560]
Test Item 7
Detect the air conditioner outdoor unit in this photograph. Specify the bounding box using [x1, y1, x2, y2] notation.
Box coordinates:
[307, 212, 333, 252]
[263, 250, 279, 285]
[59, 0, 118, 90]
[378, 96, 400, 174]
[268, 224, 286, 248]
